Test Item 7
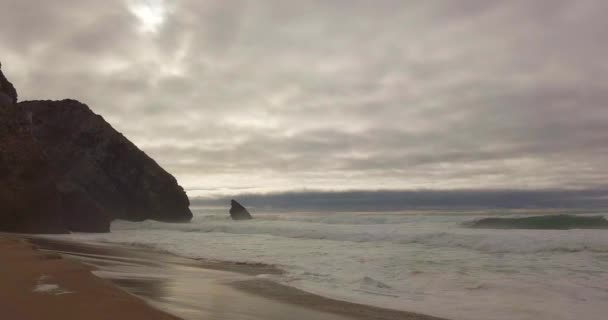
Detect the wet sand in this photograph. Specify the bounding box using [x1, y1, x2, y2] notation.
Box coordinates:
[0, 235, 180, 320]
[28, 236, 447, 320]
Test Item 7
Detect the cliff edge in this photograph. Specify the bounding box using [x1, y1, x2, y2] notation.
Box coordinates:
[20, 99, 192, 222]
[0, 62, 192, 233]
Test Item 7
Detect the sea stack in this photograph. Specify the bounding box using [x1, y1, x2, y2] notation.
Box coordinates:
[229, 200, 253, 220]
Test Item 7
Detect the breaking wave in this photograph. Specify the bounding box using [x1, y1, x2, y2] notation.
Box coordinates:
[60, 210, 608, 320]
[108, 213, 608, 254]
[466, 214, 608, 230]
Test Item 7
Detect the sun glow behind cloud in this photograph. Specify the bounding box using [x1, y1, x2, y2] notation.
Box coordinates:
[2, 1, 608, 196]
[128, 0, 168, 33]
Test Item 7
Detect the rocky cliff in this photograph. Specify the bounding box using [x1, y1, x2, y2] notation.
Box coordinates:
[0, 62, 192, 233]
[0, 66, 67, 233]
[0, 62, 17, 104]
[20, 99, 193, 223]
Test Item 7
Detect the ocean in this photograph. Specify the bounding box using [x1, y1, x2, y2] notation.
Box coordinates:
[59, 208, 608, 320]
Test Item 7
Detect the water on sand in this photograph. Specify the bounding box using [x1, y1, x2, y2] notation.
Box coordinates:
[31, 238, 440, 320]
[35, 210, 608, 320]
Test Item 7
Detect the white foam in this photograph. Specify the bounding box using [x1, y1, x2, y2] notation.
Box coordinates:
[33, 275, 73, 295]
[56, 211, 608, 320]
[33, 284, 60, 293]
[96, 213, 608, 254]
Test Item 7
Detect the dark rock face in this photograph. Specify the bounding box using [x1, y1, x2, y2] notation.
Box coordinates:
[229, 200, 253, 220]
[0, 62, 192, 234]
[467, 214, 608, 230]
[20, 100, 193, 223]
[0, 62, 17, 104]
[0, 66, 66, 234]
[59, 187, 111, 232]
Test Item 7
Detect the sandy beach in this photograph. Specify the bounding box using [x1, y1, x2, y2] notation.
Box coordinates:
[0, 235, 180, 320]
[0, 235, 447, 320]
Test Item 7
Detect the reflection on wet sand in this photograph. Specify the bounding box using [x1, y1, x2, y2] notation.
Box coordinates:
[29, 237, 445, 320]
[29, 238, 354, 320]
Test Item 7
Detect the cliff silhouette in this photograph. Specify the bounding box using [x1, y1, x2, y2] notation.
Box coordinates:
[0, 62, 192, 233]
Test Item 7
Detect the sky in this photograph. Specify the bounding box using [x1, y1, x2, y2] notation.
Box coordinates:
[1, 0, 607, 198]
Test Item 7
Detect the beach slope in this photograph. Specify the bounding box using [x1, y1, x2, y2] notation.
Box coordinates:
[0, 236, 180, 320]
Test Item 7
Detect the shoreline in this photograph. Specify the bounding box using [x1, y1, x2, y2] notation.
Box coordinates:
[0, 235, 181, 320]
[26, 236, 447, 320]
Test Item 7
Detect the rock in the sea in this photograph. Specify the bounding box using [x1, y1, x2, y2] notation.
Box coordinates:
[229, 200, 253, 220]
[0, 65, 67, 234]
[467, 214, 608, 230]
[20, 99, 193, 223]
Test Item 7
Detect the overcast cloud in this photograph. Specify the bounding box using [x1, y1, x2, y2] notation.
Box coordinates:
[1, 0, 607, 197]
